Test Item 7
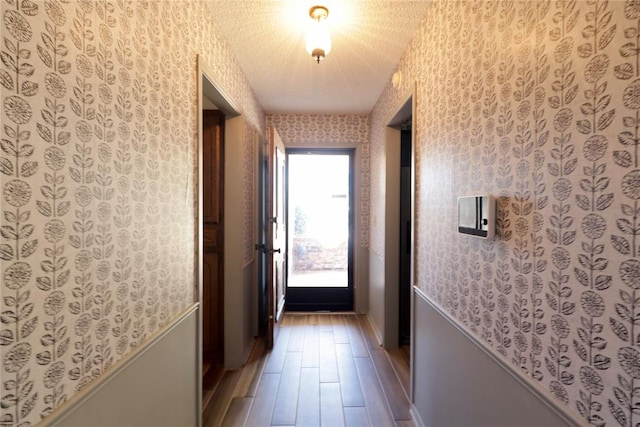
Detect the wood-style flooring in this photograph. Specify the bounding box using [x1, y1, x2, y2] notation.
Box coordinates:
[204, 313, 413, 427]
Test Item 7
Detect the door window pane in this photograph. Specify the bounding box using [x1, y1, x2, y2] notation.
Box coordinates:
[288, 154, 349, 288]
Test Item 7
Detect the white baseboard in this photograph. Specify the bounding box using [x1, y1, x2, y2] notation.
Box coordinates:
[410, 404, 426, 427]
[365, 311, 383, 346]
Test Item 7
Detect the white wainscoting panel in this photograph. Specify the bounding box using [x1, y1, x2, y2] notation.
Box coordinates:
[46, 305, 199, 427]
[413, 291, 580, 427]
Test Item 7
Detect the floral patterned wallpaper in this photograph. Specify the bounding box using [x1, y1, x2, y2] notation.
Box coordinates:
[266, 114, 370, 246]
[371, 0, 640, 425]
[0, 1, 263, 425]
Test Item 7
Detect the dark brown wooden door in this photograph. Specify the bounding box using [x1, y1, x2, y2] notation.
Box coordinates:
[202, 110, 224, 368]
[266, 127, 286, 349]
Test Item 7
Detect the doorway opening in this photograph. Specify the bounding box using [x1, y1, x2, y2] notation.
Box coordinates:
[197, 55, 243, 423]
[383, 89, 414, 391]
[399, 122, 412, 348]
[201, 109, 225, 393]
[257, 151, 268, 337]
[285, 149, 354, 311]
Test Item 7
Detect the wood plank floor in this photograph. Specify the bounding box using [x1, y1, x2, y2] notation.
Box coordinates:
[208, 313, 413, 427]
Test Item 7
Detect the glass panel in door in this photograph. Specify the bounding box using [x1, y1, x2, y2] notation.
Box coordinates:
[286, 150, 353, 311]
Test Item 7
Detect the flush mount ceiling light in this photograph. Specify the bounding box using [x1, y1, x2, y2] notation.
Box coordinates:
[305, 5, 331, 63]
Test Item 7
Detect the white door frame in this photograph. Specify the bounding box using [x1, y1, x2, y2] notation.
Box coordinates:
[196, 55, 242, 421]
[383, 83, 417, 400]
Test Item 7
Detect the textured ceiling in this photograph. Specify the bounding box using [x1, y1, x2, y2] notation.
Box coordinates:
[206, 1, 432, 114]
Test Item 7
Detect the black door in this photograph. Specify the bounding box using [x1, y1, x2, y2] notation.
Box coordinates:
[285, 149, 354, 311]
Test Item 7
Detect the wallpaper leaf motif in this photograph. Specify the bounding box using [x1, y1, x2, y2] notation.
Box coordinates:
[130, 0, 148, 349]
[92, 0, 115, 380]
[112, 0, 132, 358]
[447, 5, 465, 325]
[143, 1, 160, 334]
[13, 0, 640, 424]
[530, 1, 551, 384]
[2, 0, 40, 424]
[152, 0, 169, 325]
[67, 0, 98, 393]
[3, 0, 264, 424]
[35, 0, 72, 417]
[574, 1, 614, 425]
[264, 114, 370, 248]
[369, 0, 640, 425]
[510, 0, 535, 374]
[494, 0, 515, 360]
[611, 1, 640, 425]
[544, 0, 580, 405]
[477, 1, 497, 348]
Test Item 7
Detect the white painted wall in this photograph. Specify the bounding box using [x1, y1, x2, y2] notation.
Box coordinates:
[224, 116, 255, 369]
[368, 249, 385, 345]
[368, 126, 401, 348]
[355, 246, 369, 314]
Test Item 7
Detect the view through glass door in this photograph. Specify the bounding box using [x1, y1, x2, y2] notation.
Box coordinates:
[285, 149, 354, 311]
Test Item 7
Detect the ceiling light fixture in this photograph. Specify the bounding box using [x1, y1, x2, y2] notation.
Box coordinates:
[306, 5, 331, 63]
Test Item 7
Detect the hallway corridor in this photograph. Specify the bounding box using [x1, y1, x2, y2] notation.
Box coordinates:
[207, 313, 413, 427]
